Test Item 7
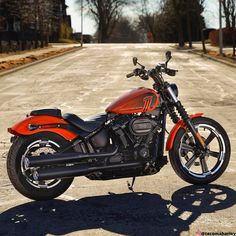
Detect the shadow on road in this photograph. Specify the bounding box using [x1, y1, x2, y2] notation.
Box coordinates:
[0, 184, 235, 236]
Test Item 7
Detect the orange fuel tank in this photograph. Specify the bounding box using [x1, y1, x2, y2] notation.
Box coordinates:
[106, 87, 160, 114]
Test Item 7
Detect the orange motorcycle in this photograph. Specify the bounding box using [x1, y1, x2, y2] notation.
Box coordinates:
[7, 51, 230, 200]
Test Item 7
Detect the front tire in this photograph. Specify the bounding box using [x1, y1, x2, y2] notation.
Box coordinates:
[7, 132, 74, 201]
[169, 117, 231, 185]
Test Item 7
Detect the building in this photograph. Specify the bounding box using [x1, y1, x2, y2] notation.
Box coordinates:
[0, 0, 72, 52]
[51, 0, 72, 41]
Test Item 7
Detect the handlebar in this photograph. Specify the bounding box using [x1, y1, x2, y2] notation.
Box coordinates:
[165, 68, 178, 76]
[127, 63, 178, 80]
[126, 72, 135, 78]
[126, 68, 147, 79]
[126, 52, 179, 90]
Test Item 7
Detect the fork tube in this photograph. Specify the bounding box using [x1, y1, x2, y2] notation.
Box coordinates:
[166, 85, 205, 150]
[176, 101, 206, 150]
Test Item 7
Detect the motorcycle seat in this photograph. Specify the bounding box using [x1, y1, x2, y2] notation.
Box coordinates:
[63, 113, 107, 133]
[30, 108, 62, 118]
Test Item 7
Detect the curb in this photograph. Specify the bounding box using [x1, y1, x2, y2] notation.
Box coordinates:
[189, 50, 236, 68]
[0, 46, 82, 77]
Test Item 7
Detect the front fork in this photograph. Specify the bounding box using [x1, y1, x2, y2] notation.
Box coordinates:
[166, 86, 206, 151]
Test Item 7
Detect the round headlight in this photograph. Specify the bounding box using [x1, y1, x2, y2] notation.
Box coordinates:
[170, 83, 178, 97]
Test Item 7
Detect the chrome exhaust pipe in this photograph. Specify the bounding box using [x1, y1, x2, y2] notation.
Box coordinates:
[33, 162, 142, 181]
[25, 147, 118, 168]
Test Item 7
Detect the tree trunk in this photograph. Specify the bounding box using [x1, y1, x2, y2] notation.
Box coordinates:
[177, 17, 184, 47]
[40, 33, 44, 48]
[35, 37, 38, 49]
[20, 24, 26, 51]
[46, 32, 49, 47]
[232, 27, 236, 57]
[101, 24, 109, 43]
[200, 27, 206, 53]
[187, 1, 192, 48]
[98, 23, 102, 43]
[222, 0, 231, 28]
[198, 11, 206, 53]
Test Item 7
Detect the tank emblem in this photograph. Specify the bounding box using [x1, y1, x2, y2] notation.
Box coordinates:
[143, 96, 153, 112]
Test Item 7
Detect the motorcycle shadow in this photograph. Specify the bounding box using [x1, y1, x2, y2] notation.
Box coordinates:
[0, 184, 235, 236]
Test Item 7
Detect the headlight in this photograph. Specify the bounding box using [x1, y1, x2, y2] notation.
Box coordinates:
[170, 83, 178, 97]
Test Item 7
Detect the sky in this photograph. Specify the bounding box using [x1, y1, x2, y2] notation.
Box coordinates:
[66, 0, 221, 35]
[66, 0, 96, 34]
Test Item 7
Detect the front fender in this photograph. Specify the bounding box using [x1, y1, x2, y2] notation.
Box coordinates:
[8, 115, 78, 141]
[166, 113, 203, 151]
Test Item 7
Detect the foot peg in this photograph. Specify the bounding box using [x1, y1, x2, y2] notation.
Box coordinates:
[127, 177, 136, 192]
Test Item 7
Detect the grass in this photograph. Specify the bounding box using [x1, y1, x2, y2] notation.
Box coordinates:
[58, 38, 80, 44]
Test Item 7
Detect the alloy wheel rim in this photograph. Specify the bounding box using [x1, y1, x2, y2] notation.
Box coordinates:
[178, 124, 225, 178]
[21, 139, 62, 189]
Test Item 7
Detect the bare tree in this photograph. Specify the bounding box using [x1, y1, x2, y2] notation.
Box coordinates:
[196, 0, 206, 53]
[82, 0, 129, 43]
[222, 0, 236, 56]
[137, 0, 206, 45]
[138, 0, 163, 42]
[172, 0, 185, 47]
[109, 16, 141, 43]
[222, 0, 233, 28]
[186, 0, 192, 48]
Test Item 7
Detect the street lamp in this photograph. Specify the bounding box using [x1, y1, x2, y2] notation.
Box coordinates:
[219, 0, 223, 55]
[81, 0, 84, 47]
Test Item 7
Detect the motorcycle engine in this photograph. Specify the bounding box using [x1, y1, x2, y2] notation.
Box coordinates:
[129, 117, 155, 136]
[109, 115, 161, 161]
[129, 117, 160, 159]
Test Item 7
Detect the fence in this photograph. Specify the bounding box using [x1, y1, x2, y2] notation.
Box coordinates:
[0, 31, 49, 53]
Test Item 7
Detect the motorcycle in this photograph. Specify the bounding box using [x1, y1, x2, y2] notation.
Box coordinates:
[7, 51, 231, 201]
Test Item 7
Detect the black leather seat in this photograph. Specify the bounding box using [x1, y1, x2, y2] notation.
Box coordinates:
[63, 113, 107, 133]
[30, 109, 62, 118]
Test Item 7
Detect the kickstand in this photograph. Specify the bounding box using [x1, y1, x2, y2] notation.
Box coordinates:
[127, 177, 136, 192]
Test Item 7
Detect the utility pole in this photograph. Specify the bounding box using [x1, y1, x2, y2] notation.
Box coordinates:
[81, 0, 84, 47]
[219, 0, 223, 55]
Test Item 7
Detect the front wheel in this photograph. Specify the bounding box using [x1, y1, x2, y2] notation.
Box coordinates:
[169, 117, 231, 185]
[7, 132, 74, 201]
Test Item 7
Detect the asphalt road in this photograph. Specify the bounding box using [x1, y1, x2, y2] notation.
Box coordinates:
[0, 44, 235, 236]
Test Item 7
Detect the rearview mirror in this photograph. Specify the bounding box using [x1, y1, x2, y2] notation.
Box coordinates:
[133, 57, 138, 66]
[165, 51, 172, 61]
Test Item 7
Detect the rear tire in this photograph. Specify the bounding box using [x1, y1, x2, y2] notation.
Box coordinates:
[7, 132, 74, 201]
[169, 117, 231, 185]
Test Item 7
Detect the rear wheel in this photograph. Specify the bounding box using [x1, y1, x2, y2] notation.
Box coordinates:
[169, 117, 231, 185]
[7, 132, 74, 201]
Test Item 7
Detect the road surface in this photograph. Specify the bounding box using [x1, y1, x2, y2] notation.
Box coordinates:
[0, 44, 235, 236]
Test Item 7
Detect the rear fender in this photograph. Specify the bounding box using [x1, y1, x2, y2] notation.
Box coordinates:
[166, 113, 203, 151]
[8, 115, 78, 141]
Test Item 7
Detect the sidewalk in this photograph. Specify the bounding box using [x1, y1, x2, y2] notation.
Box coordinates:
[0, 44, 81, 74]
[189, 43, 236, 68]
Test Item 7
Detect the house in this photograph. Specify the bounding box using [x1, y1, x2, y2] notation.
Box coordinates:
[0, 0, 72, 52]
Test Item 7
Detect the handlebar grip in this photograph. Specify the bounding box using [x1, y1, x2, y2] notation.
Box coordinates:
[166, 68, 178, 76]
[126, 72, 135, 78]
